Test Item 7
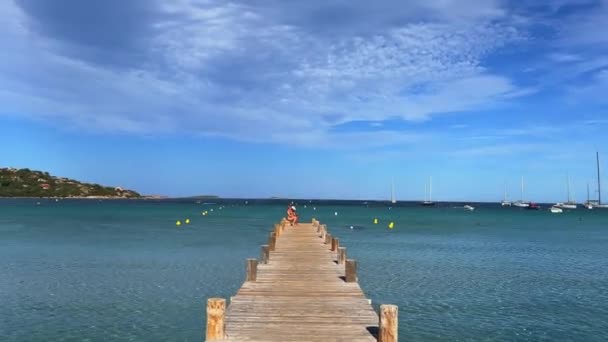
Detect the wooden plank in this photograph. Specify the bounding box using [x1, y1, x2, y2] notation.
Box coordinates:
[210, 223, 379, 342]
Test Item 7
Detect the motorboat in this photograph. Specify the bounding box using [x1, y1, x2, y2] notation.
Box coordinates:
[554, 202, 577, 210]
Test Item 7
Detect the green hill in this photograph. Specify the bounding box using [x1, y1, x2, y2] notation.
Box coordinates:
[0, 167, 140, 198]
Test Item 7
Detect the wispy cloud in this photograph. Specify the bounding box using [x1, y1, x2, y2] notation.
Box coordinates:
[450, 143, 543, 157]
[0, 0, 536, 147]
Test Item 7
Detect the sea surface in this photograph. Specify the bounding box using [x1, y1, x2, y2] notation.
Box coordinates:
[1, 199, 607, 341]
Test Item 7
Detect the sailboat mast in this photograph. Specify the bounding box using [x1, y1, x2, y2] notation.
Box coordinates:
[598, 152, 602, 205]
[567, 174, 571, 203]
[430, 176, 433, 202]
[391, 178, 395, 203]
[424, 183, 427, 202]
[521, 176, 524, 202]
[587, 182, 590, 203]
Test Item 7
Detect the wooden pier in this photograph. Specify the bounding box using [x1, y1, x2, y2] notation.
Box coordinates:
[205, 219, 398, 341]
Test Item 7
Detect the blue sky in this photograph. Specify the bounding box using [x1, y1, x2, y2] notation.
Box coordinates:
[1, 0, 607, 201]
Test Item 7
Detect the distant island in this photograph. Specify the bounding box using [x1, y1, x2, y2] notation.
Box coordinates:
[0, 167, 141, 198]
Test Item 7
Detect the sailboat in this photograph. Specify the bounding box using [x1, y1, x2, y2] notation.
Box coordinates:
[585, 182, 593, 209]
[513, 176, 530, 208]
[501, 182, 512, 206]
[422, 176, 436, 206]
[390, 178, 396, 204]
[554, 175, 577, 209]
[592, 151, 608, 209]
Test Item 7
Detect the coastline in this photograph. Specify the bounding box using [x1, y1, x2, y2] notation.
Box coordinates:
[0, 196, 164, 200]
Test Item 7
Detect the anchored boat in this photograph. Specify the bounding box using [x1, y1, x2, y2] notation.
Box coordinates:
[554, 175, 577, 209]
[513, 176, 531, 208]
[591, 152, 608, 209]
[421, 176, 436, 206]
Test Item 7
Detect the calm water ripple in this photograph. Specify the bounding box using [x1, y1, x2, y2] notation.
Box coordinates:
[1, 199, 607, 341]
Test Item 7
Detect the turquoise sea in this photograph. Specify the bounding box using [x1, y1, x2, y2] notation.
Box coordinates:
[1, 199, 607, 341]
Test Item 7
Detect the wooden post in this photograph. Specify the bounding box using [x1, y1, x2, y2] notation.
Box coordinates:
[345, 259, 357, 282]
[269, 232, 276, 251]
[260, 245, 270, 264]
[338, 247, 346, 264]
[206, 298, 226, 340]
[246, 258, 257, 281]
[320, 226, 326, 240]
[331, 237, 339, 252]
[325, 233, 332, 245]
[274, 223, 280, 237]
[379, 305, 398, 342]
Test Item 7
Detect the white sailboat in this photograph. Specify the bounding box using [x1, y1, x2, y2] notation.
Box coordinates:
[390, 178, 396, 204]
[422, 176, 436, 206]
[585, 182, 593, 209]
[513, 176, 530, 208]
[555, 175, 577, 209]
[591, 152, 608, 209]
[501, 182, 512, 206]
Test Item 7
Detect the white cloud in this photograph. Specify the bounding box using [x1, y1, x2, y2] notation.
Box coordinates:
[557, 0, 608, 46]
[450, 143, 546, 157]
[0, 0, 533, 147]
[548, 53, 583, 63]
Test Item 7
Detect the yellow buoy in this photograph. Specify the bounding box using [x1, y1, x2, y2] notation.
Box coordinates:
[185, 218, 190, 224]
[373, 218, 378, 224]
[388, 222, 394, 229]
[176, 220, 182, 227]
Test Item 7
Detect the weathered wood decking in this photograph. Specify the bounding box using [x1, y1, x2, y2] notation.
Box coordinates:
[206, 219, 397, 341]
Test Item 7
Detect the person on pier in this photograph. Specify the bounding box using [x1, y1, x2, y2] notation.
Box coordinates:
[287, 203, 298, 226]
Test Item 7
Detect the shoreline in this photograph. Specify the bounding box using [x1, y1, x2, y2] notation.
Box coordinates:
[0, 196, 164, 200]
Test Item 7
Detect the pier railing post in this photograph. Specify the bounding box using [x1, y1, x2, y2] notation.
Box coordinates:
[274, 223, 281, 238]
[325, 233, 332, 245]
[269, 232, 276, 251]
[246, 258, 257, 281]
[261, 245, 269, 264]
[345, 259, 357, 282]
[331, 237, 339, 252]
[338, 247, 346, 264]
[206, 298, 226, 341]
[379, 304, 398, 342]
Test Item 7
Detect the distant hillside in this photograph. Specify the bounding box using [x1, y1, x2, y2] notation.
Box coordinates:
[0, 167, 140, 198]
